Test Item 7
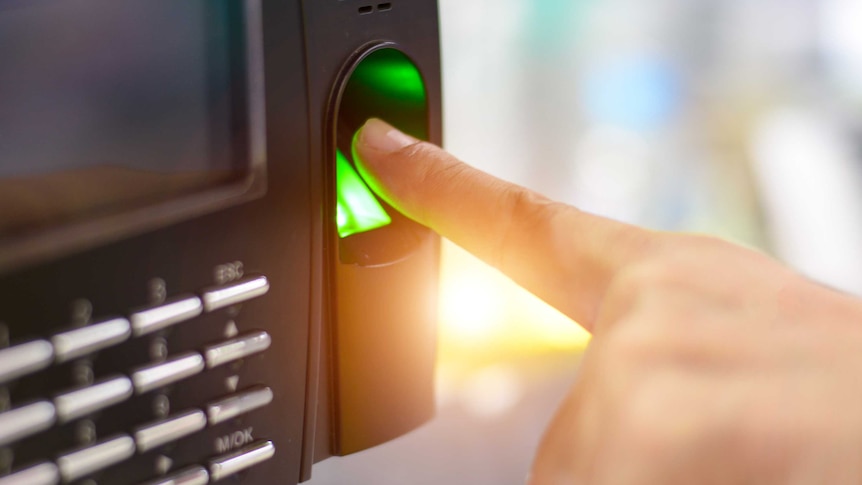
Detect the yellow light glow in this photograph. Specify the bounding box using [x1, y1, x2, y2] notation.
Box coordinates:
[437, 240, 591, 366]
[439, 260, 504, 342]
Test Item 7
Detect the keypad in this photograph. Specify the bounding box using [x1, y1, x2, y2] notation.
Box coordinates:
[51, 317, 131, 363]
[140, 465, 209, 485]
[54, 375, 134, 424]
[134, 410, 207, 453]
[208, 440, 275, 482]
[0, 402, 55, 447]
[56, 434, 137, 482]
[203, 332, 272, 369]
[0, 462, 59, 485]
[0, 275, 275, 483]
[201, 276, 270, 312]
[131, 353, 206, 395]
[130, 296, 203, 337]
[0, 340, 53, 384]
[206, 386, 273, 426]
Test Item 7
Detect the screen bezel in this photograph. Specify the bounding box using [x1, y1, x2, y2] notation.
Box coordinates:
[0, 0, 267, 274]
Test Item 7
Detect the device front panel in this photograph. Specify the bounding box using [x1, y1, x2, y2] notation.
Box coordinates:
[0, 1, 312, 483]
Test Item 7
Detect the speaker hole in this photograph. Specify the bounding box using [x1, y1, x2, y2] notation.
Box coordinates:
[377, 3, 392, 11]
[358, 5, 373, 14]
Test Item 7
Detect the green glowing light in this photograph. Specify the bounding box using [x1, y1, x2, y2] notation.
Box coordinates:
[336, 149, 391, 238]
[351, 50, 427, 106]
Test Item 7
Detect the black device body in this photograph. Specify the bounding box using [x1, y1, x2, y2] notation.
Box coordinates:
[0, 0, 441, 483]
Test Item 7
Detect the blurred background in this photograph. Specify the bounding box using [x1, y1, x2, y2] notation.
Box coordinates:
[310, 0, 862, 482]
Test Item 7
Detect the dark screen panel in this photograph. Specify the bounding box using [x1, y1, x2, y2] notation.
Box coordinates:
[0, 0, 245, 234]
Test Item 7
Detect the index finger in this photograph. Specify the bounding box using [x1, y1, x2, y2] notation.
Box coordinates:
[353, 118, 654, 330]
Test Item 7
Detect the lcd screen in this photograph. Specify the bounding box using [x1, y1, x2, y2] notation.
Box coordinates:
[0, 0, 247, 235]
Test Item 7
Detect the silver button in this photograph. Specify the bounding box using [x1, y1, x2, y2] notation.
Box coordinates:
[52, 318, 131, 363]
[0, 401, 55, 446]
[56, 434, 136, 482]
[131, 352, 205, 394]
[131, 296, 203, 337]
[0, 462, 60, 485]
[138, 465, 209, 485]
[0, 340, 53, 384]
[203, 331, 271, 369]
[54, 376, 133, 424]
[207, 386, 273, 426]
[201, 276, 269, 312]
[208, 440, 275, 481]
[134, 409, 207, 453]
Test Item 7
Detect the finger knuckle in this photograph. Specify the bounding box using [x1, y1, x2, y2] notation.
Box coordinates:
[606, 259, 686, 308]
[409, 143, 463, 186]
[493, 186, 566, 269]
[602, 321, 668, 368]
[502, 186, 564, 228]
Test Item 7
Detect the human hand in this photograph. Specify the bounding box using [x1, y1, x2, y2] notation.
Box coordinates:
[352, 118, 862, 484]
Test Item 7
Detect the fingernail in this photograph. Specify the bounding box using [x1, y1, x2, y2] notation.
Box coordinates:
[357, 118, 417, 153]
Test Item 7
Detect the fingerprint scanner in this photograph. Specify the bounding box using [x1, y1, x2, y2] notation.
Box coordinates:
[333, 47, 428, 264]
[336, 149, 391, 238]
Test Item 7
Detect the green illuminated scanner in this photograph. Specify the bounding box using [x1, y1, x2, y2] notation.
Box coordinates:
[335, 47, 427, 248]
[335, 149, 391, 238]
[333, 47, 429, 265]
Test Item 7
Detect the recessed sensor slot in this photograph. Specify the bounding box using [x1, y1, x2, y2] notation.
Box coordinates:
[333, 47, 430, 266]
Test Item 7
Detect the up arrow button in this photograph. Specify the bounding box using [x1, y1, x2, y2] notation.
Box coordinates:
[155, 455, 173, 475]
[224, 321, 238, 339]
[225, 376, 240, 392]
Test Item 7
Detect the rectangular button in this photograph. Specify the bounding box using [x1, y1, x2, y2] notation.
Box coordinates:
[131, 353, 205, 394]
[0, 462, 59, 485]
[52, 318, 130, 363]
[0, 340, 53, 384]
[201, 275, 269, 312]
[139, 466, 209, 485]
[208, 440, 275, 481]
[203, 331, 271, 369]
[131, 295, 203, 337]
[57, 434, 135, 482]
[0, 401, 55, 446]
[206, 386, 273, 425]
[54, 376, 133, 424]
[134, 409, 207, 453]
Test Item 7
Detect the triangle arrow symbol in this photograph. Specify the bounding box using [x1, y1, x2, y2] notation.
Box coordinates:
[155, 455, 173, 475]
[224, 320, 239, 338]
[226, 375, 240, 392]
